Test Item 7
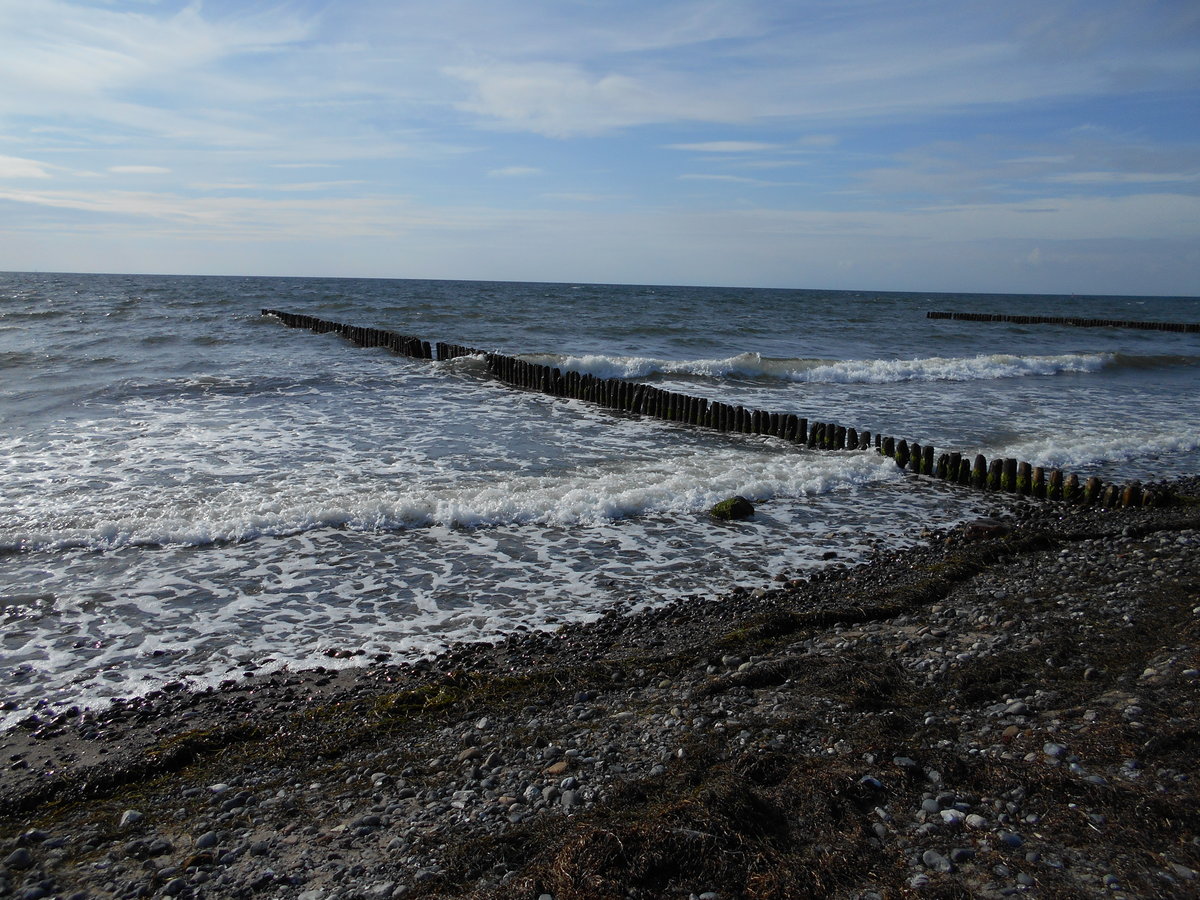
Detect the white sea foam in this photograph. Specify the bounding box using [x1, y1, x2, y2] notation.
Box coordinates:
[0, 475, 1000, 730]
[531, 351, 1112, 384]
[0, 443, 896, 551]
[1001, 427, 1200, 472]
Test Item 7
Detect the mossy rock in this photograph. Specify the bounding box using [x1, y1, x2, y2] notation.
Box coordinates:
[711, 496, 755, 520]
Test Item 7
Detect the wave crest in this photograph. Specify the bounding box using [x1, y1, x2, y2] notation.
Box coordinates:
[529, 351, 1113, 384]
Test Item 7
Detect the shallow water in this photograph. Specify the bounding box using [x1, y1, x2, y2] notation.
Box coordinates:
[2, 272, 1197, 726]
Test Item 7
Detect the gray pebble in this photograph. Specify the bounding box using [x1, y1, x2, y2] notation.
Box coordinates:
[195, 831, 219, 849]
[3, 848, 33, 869]
[922, 849, 953, 873]
[118, 809, 143, 828]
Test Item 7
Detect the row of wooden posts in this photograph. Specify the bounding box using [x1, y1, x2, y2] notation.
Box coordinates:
[928, 311, 1200, 333]
[262, 309, 433, 359]
[263, 309, 1168, 509]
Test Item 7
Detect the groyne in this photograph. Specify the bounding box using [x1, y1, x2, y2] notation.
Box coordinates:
[928, 311, 1200, 332]
[262, 309, 1169, 509]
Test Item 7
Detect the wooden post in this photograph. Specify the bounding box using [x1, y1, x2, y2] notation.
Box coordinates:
[987, 459, 1003, 490]
[1016, 462, 1032, 495]
[1063, 473, 1080, 502]
[1002, 458, 1018, 492]
[1032, 466, 1046, 498]
[1121, 482, 1142, 507]
[1047, 469, 1063, 500]
[947, 452, 961, 480]
[908, 442, 922, 473]
[1083, 477, 1103, 505]
[935, 453, 950, 480]
[895, 439, 909, 469]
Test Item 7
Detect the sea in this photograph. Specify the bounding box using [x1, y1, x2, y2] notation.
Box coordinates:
[3, 272, 1198, 728]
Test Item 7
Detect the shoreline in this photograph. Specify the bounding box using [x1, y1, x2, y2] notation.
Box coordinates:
[2, 486, 1199, 899]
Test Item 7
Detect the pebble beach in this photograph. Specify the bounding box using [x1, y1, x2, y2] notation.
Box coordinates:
[3, 482, 1199, 900]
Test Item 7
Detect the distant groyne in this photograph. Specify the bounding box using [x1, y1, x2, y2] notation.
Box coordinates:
[262, 309, 1170, 509]
[928, 311, 1200, 333]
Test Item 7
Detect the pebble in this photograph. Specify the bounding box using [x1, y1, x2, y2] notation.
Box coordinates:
[922, 849, 953, 873]
[6, 515, 1197, 900]
[117, 810, 142, 828]
[195, 831, 219, 849]
[940, 809, 966, 826]
[3, 848, 33, 869]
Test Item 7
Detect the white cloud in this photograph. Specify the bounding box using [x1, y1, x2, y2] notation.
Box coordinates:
[666, 142, 782, 152]
[109, 165, 171, 175]
[488, 166, 542, 177]
[679, 173, 804, 187]
[0, 155, 52, 179]
[1046, 171, 1200, 185]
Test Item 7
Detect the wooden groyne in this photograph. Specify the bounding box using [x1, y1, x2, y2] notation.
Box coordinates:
[262, 310, 1169, 509]
[262, 309, 432, 359]
[928, 311, 1200, 333]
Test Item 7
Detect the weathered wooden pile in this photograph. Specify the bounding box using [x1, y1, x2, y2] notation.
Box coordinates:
[261, 309, 432, 359]
[262, 309, 1169, 509]
[928, 311, 1200, 332]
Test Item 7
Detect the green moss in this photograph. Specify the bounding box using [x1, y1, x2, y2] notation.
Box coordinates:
[711, 496, 755, 520]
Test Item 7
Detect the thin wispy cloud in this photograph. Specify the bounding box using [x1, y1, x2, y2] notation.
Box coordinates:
[667, 142, 782, 153]
[0, 155, 53, 179]
[0, 0, 1195, 294]
[488, 166, 542, 177]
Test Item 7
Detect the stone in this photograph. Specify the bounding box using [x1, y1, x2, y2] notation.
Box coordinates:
[710, 496, 754, 520]
[964, 518, 1011, 540]
[118, 810, 143, 828]
[922, 849, 953, 872]
[940, 809, 966, 826]
[3, 847, 33, 869]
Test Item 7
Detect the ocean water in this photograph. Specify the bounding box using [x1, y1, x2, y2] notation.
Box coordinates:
[2, 272, 1198, 727]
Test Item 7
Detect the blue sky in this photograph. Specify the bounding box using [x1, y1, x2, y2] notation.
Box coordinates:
[1, 0, 1197, 294]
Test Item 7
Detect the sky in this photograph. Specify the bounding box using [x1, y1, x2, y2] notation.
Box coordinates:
[1, 0, 1198, 295]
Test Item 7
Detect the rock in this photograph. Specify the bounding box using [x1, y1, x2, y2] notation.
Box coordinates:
[964, 518, 1010, 540]
[3, 847, 33, 869]
[118, 810, 143, 828]
[922, 849, 953, 872]
[195, 831, 219, 849]
[710, 496, 754, 520]
[940, 809, 966, 826]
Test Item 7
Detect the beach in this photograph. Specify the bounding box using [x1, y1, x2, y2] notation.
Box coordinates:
[3, 483, 1198, 899]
